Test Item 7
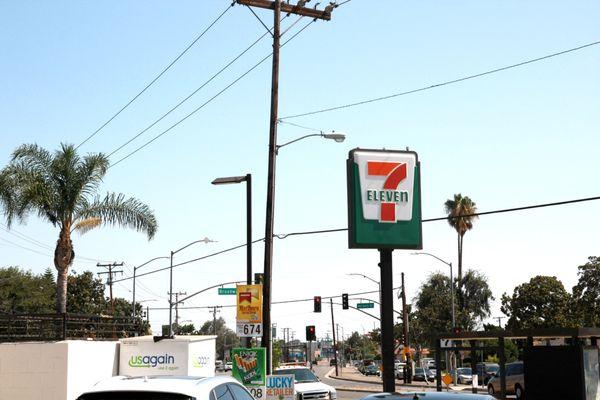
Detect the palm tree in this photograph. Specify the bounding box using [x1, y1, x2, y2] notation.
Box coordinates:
[444, 193, 477, 282]
[0, 143, 157, 313]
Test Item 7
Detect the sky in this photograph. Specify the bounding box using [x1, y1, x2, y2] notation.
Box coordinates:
[1, 0, 599, 341]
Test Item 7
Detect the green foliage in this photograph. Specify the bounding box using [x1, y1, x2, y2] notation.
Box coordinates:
[0, 143, 158, 313]
[572, 256, 600, 327]
[344, 331, 379, 360]
[272, 339, 283, 368]
[501, 275, 575, 330]
[67, 271, 106, 314]
[413, 269, 493, 346]
[444, 193, 478, 282]
[0, 266, 55, 313]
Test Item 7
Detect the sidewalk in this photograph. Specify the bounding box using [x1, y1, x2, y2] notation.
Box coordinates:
[325, 366, 469, 393]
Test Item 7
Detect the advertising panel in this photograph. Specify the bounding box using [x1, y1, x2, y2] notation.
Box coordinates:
[232, 348, 267, 400]
[266, 374, 295, 400]
[347, 148, 422, 249]
[236, 284, 263, 337]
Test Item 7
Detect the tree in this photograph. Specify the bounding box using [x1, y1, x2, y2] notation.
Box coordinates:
[0, 143, 158, 313]
[0, 266, 55, 313]
[414, 269, 493, 344]
[67, 271, 106, 314]
[197, 317, 240, 360]
[444, 194, 478, 282]
[501, 275, 575, 330]
[572, 256, 600, 327]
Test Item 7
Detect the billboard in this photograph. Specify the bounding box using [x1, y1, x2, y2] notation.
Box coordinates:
[347, 148, 422, 249]
[236, 284, 263, 337]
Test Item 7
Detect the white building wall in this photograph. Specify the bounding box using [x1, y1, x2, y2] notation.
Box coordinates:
[66, 341, 119, 400]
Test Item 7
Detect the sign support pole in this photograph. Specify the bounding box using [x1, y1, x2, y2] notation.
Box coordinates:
[330, 298, 339, 377]
[379, 249, 395, 393]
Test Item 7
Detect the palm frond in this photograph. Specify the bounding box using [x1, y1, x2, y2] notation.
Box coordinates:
[72, 217, 103, 235]
[76, 192, 157, 239]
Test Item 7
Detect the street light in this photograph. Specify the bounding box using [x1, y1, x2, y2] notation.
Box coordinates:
[169, 237, 216, 337]
[275, 131, 346, 154]
[411, 252, 455, 328]
[347, 273, 381, 305]
[132, 256, 169, 317]
[262, 131, 347, 373]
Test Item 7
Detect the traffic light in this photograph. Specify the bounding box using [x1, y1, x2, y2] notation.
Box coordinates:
[342, 293, 349, 310]
[313, 296, 322, 313]
[306, 325, 316, 341]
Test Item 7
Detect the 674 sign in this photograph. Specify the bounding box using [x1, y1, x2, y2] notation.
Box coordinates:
[237, 322, 262, 337]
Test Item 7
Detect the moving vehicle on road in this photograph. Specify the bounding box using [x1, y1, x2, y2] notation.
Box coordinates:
[363, 364, 380, 376]
[360, 391, 495, 400]
[274, 365, 337, 400]
[215, 360, 224, 371]
[77, 375, 253, 400]
[487, 361, 525, 399]
[476, 363, 499, 385]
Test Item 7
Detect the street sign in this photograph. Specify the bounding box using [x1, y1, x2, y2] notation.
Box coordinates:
[347, 148, 422, 249]
[218, 287, 237, 295]
[266, 374, 294, 400]
[232, 348, 267, 400]
[237, 322, 262, 337]
[442, 374, 453, 386]
[357, 302, 375, 309]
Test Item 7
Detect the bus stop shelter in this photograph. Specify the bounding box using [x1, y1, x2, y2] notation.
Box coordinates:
[435, 327, 600, 399]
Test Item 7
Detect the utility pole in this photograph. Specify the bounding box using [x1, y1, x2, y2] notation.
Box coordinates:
[401, 272, 412, 383]
[96, 262, 124, 315]
[495, 316, 505, 328]
[210, 306, 221, 335]
[235, 0, 332, 374]
[330, 299, 339, 376]
[169, 291, 187, 333]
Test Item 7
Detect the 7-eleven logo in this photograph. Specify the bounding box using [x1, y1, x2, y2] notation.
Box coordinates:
[366, 161, 409, 222]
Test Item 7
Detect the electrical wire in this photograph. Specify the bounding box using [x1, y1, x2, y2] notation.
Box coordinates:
[75, 2, 235, 149]
[108, 18, 317, 168]
[111, 194, 600, 284]
[280, 40, 600, 120]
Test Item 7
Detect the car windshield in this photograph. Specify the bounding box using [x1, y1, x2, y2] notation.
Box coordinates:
[457, 368, 472, 374]
[78, 392, 192, 400]
[415, 368, 424, 373]
[486, 365, 499, 373]
[274, 368, 319, 383]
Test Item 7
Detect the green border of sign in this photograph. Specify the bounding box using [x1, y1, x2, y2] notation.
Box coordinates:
[347, 148, 423, 249]
[232, 347, 266, 386]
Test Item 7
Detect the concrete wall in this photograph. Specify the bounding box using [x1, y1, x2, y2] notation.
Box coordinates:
[0, 341, 119, 400]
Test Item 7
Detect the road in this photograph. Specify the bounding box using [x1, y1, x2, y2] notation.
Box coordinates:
[312, 365, 381, 400]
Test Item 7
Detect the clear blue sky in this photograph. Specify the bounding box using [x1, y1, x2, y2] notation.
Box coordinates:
[1, 0, 599, 338]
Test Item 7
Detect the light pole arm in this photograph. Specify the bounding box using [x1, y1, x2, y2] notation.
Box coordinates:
[347, 273, 380, 286]
[174, 280, 246, 306]
[275, 133, 322, 151]
[412, 252, 451, 267]
[173, 238, 216, 255]
[134, 256, 170, 272]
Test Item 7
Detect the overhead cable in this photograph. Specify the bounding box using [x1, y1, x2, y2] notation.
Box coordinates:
[75, 2, 235, 149]
[280, 40, 600, 119]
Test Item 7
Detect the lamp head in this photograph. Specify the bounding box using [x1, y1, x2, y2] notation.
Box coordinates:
[212, 176, 247, 185]
[323, 132, 346, 143]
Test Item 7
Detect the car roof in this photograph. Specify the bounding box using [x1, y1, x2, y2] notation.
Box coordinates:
[82, 375, 240, 396]
[275, 365, 309, 370]
[361, 392, 494, 400]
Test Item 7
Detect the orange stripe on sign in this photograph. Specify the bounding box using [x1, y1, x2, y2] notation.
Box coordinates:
[367, 161, 400, 176]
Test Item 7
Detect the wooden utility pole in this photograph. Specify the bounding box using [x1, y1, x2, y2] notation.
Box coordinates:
[169, 291, 187, 333]
[235, 0, 332, 374]
[330, 299, 339, 376]
[210, 306, 221, 335]
[401, 272, 412, 383]
[97, 262, 124, 315]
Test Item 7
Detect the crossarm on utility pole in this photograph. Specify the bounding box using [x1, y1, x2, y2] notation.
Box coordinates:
[236, 0, 331, 20]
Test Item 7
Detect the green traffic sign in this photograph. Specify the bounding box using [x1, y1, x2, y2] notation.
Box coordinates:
[357, 302, 375, 309]
[218, 287, 237, 295]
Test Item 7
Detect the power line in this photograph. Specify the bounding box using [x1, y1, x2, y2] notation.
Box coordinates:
[280, 40, 600, 120]
[75, 2, 235, 149]
[111, 194, 600, 284]
[109, 18, 317, 169]
[106, 17, 281, 159]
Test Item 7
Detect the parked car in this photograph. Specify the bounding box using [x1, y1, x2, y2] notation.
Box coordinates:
[487, 361, 525, 399]
[77, 375, 253, 400]
[412, 367, 436, 382]
[359, 391, 494, 400]
[224, 361, 233, 371]
[330, 358, 337, 366]
[274, 366, 337, 400]
[394, 362, 406, 380]
[449, 367, 473, 385]
[364, 364, 380, 376]
[215, 360, 224, 371]
[476, 363, 499, 385]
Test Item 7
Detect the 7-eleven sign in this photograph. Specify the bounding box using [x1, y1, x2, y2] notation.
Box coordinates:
[347, 149, 422, 249]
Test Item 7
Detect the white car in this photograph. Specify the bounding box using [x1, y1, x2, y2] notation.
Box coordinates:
[274, 366, 337, 400]
[224, 361, 233, 371]
[77, 375, 254, 400]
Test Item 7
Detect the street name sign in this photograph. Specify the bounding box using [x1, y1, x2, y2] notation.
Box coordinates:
[357, 302, 375, 309]
[347, 148, 422, 249]
[219, 287, 237, 295]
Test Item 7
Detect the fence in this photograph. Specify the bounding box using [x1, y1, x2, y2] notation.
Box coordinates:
[0, 313, 146, 341]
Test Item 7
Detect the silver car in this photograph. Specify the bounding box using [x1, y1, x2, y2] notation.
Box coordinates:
[486, 361, 525, 399]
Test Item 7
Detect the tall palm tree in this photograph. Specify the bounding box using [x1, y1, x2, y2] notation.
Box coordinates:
[0, 143, 157, 313]
[444, 193, 477, 282]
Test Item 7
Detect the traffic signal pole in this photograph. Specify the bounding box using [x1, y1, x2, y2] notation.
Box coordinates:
[330, 298, 339, 376]
[379, 249, 395, 393]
